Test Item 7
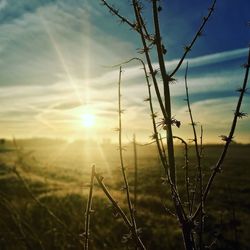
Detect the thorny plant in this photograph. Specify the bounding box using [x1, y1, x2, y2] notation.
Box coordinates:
[82, 0, 250, 250]
[83, 67, 146, 250]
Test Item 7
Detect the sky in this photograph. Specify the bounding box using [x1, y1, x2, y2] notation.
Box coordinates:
[0, 0, 249, 144]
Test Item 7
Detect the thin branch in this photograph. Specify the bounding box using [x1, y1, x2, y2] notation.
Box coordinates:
[94, 172, 132, 228]
[131, 0, 167, 121]
[94, 172, 146, 249]
[84, 165, 95, 250]
[199, 125, 204, 157]
[100, 0, 135, 29]
[100, 0, 152, 41]
[118, 66, 134, 224]
[193, 47, 250, 220]
[109, 57, 168, 171]
[133, 134, 138, 217]
[170, 0, 216, 77]
[159, 134, 168, 167]
[137, 3, 153, 42]
[173, 136, 191, 215]
[165, 168, 188, 224]
[118, 66, 146, 250]
[152, 0, 176, 186]
[184, 62, 204, 248]
[172, 136, 196, 249]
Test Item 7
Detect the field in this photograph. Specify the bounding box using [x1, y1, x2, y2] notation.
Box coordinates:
[0, 139, 250, 250]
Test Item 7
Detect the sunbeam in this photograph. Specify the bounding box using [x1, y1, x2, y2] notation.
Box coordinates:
[39, 13, 83, 104]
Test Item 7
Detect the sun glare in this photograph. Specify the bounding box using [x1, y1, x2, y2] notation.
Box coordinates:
[81, 113, 95, 128]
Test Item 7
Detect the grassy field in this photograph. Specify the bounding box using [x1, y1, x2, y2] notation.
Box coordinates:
[0, 139, 250, 249]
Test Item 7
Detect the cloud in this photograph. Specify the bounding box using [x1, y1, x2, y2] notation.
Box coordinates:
[0, 0, 56, 24]
[1, 46, 248, 140]
[0, 1, 249, 142]
[165, 47, 249, 72]
[174, 96, 250, 141]
[0, 1, 136, 90]
[0, 0, 7, 11]
[51, 101, 83, 110]
[91, 47, 248, 92]
[186, 48, 248, 67]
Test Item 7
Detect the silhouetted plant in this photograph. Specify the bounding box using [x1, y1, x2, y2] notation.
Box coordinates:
[96, 0, 250, 249]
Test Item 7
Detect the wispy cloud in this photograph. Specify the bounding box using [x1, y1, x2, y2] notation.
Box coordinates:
[174, 97, 250, 143]
[0, 0, 249, 142]
[0, 0, 56, 24]
[166, 47, 249, 72]
[0, 46, 248, 140]
[0, 0, 7, 11]
[51, 101, 82, 110]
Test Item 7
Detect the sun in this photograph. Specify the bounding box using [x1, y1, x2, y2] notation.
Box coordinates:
[81, 113, 96, 128]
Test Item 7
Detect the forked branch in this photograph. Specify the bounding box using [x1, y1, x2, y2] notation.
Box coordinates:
[193, 47, 250, 220]
[170, 0, 216, 77]
[94, 172, 146, 249]
[184, 62, 204, 248]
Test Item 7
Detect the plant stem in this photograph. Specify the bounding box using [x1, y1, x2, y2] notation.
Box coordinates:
[118, 66, 146, 250]
[193, 47, 250, 220]
[173, 136, 191, 215]
[184, 63, 204, 248]
[170, 0, 216, 77]
[109, 56, 168, 171]
[152, 0, 176, 186]
[94, 172, 146, 249]
[133, 134, 138, 217]
[131, 0, 166, 120]
[84, 165, 95, 250]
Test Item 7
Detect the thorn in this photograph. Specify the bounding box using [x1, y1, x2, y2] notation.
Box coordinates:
[197, 31, 203, 37]
[184, 45, 191, 52]
[151, 69, 159, 76]
[161, 176, 168, 185]
[211, 165, 222, 173]
[171, 117, 181, 128]
[79, 232, 89, 238]
[236, 87, 245, 93]
[162, 44, 167, 54]
[243, 63, 250, 69]
[149, 133, 157, 141]
[120, 186, 127, 191]
[189, 122, 198, 127]
[208, 6, 215, 12]
[235, 111, 247, 119]
[137, 46, 150, 54]
[144, 97, 150, 102]
[151, 113, 158, 119]
[219, 135, 232, 142]
[166, 75, 176, 84]
[98, 175, 104, 182]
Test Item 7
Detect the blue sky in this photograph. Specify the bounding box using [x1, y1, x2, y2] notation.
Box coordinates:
[0, 0, 249, 143]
